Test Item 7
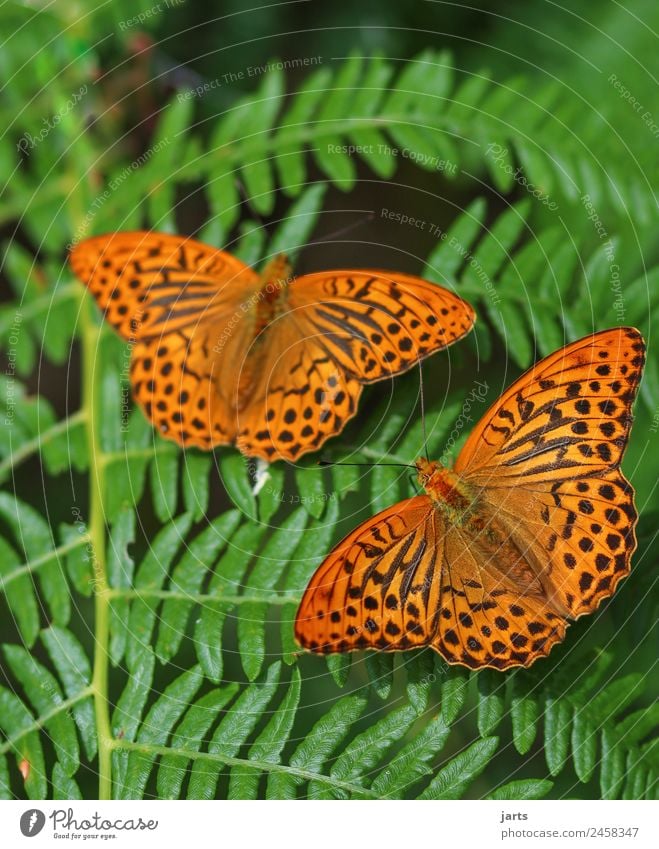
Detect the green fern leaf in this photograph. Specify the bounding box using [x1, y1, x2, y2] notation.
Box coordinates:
[187, 662, 281, 799]
[418, 736, 499, 799]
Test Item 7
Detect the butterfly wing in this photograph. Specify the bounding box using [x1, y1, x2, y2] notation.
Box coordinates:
[130, 322, 250, 449]
[295, 496, 441, 653]
[471, 469, 637, 625]
[432, 523, 567, 669]
[235, 319, 363, 461]
[452, 327, 645, 651]
[454, 327, 644, 483]
[236, 268, 475, 461]
[294, 492, 568, 669]
[70, 231, 259, 340]
[70, 231, 262, 449]
[297, 328, 645, 671]
[71, 241, 475, 460]
[288, 269, 475, 381]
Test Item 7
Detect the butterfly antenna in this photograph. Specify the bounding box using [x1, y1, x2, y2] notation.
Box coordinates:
[318, 458, 415, 469]
[313, 212, 375, 245]
[419, 360, 429, 459]
[235, 177, 268, 230]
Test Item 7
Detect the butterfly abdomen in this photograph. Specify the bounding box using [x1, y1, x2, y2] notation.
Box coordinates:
[260, 254, 293, 292]
[249, 254, 293, 338]
[232, 257, 295, 409]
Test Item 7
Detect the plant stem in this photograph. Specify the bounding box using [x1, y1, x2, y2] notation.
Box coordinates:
[0, 409, 88, 481]
[81, 299, 113, 800]
[110, 738, 378, 798]
[0, 535, 88, 592]
[107, 587, 300, 606]
[0, 688, 94, 756]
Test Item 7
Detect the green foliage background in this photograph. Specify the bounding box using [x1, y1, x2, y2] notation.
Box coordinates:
[0, 0, 657, 801]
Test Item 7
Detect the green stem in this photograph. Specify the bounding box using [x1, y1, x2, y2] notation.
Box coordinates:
[0, 536, 88, 592]
[340, 444, 412, 465]
[81, 300, 113, 800]
[107, 588, 299, 606]
[0, 409, 87, 480]
[99, 443, 176, 467]
[0, 688, 94, 756]
[0, 181, 77, 228]
[110, 738, 378, 798]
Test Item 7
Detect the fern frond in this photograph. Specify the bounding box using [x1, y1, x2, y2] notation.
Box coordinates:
[0, 627, 95, 800]
[424, 198, 659, 406]
[470, 649, 659, 800]
[108, 659, 538, 800]
[2, 30, 657, 804]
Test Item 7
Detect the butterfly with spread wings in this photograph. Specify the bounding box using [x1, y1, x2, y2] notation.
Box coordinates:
[295, 327, 645, 670]
[70, 231, 475, 462]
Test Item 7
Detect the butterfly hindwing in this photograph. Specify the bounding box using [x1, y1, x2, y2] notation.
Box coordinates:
[434, 525, 567, 669]
[295, 496, 440, 653]
[131, 329, 239, 449]
[236, 326, 363, 461]
[477, 468, 637, 623]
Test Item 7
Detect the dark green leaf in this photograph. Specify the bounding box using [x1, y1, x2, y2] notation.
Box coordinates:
[187, 662, 281, 799]
[229, 668, 302, 800]
[122, 666, 204, 799]
[418, 736, 499, 799]
[372, 715, 450, 797]
[157, 685, 239, 800]
[488, 778, 553, 800]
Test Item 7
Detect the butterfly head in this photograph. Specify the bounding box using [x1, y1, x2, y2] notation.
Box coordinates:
[416, 457, 474, 521]
[415, 457, 440, 487]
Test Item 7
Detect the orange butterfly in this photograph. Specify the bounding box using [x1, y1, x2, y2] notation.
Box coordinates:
[70, 232, 475, 462]
[296, 327, 646, 670]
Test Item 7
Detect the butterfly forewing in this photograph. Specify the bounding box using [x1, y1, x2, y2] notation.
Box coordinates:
[454, 328, 645, 484]
[70, 232, 259, 340]
[291, 270, 475, 382]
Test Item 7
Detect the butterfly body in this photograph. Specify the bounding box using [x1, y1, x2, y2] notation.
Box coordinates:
[417, 458, 475, 523]
[252, 254, 293, 331]
[418, 458, 557, 610]
[70, 232, 475, 461]
[296, 327, 645, 670]
[236, 256, 294, 408]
